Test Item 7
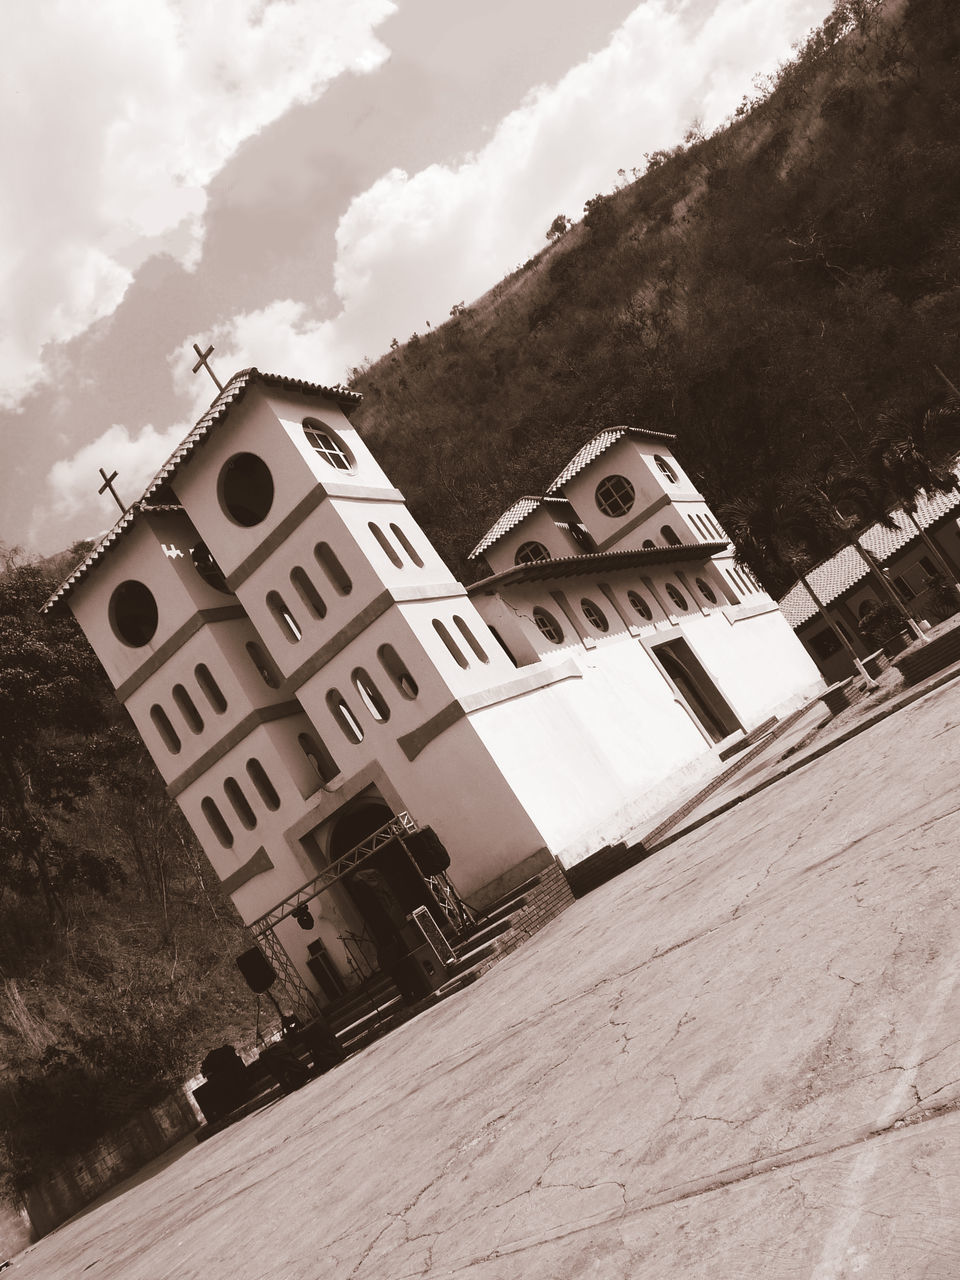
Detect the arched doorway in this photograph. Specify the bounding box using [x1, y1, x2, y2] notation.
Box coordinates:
[329, 804, 438, 998]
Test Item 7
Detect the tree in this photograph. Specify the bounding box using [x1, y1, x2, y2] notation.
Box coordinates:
[863, 404, 960, 602]
[545, 214, 571, 242]
[0, 553, 117, 920]
[718, 482, 877, 685]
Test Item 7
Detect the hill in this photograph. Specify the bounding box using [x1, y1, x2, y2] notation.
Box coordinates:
[348, 0, 960, 592]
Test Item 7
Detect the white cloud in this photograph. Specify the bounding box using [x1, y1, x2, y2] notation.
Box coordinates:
[2, 0, 395, 411]
[40, 421, 188, 535]
[208, 0, 832, 384]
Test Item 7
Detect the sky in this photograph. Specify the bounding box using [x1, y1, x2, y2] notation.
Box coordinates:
[3, 0, 835, 558]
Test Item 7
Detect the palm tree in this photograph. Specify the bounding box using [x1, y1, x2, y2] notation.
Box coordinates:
[815, 475, 926, 644]
[864, 404, 960, 602]
[719, 481, 877, 687]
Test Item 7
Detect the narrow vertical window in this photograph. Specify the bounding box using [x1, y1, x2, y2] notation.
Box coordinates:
[454, 615, 489, 663]
[150, 705, 181, 754]
[390, 523, 424, 567]
[172, 684, 204, 734]
[377, 644, 419, 699]
[195, 664, 227, 714]
[352, 668, 390, 721]
[267, 591, 302, 642]
[290, 566, 327, 618]
[246, 759, 280, 811]
[660, 525, 682, 546]
[298, 732, 339, 784]
[201, 797, 233, 848]
[314, 543, 352, 595]
[224, 777, 257, 830]
[369, 522, 403, 568]
[327, 690, 364, 743]
[433, 618, 469, 668]
[246, 641, 281, 689]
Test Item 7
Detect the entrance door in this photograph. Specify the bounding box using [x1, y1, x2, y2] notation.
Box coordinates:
[329, 805, 435, 973]
[653, 638, 741, 744]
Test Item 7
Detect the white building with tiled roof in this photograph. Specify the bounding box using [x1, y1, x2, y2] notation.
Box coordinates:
[46, 377, 823, 1020]
[777, 479, 960, 682]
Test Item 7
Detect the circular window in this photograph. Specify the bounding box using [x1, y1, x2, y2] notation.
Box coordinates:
[696, 577, 718, 604]
[218, 453, 274, 527]
[303, 420, 353, 471]
[191, 542, 230, 594]
[596, 475, 635, 518]
[581, 598, 608, 632]
[515, 541, 551, 565]
[109, 580, 158, 647]
[654, 454, 678, 483]
[627, 589, 652, 620]
[533, 607, 564, 644]
[666, 583, 688, 612]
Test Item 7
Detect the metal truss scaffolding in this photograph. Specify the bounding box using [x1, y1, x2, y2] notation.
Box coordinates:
[248, 811, 472, 1019]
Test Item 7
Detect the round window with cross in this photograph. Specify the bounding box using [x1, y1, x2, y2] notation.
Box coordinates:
[303, 420, 353, 471]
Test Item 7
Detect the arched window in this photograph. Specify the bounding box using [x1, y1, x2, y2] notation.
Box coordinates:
[661, 525, 682, 546]
[290, 566, 327, 618]
[581, 598, 609, 632]
[195, 664, 227, 714]
[369, 522, 403, 568]
[298, 732, 339, 785]
[314, 543, 352, 595]
[454, 616, 489, 663]
[627, 590, 652, 621]
[327, 691, 364, 743]
[224, 777, 256, 830]
[267, 591, 302, 642]
[201, 797, 233, 848]
[218, 453, 274, 526]
[595, 475, 635, 517]
[150, 705, 181, 754]
[654, 454, 678, 483]
[302, 420, 352, 470]
[642, 539, 656, 550]
[696, 577, 718, 605]
[109, 580, 158, 647]
[666, 583, 688, 612]
[246, 641, 281, 689]
[433, 619, 469, 668]
[246, 759, 280, 811]
[172, 684, 204, 734]
[352, 668, 390, 722]
[533, 607, 564, 644]
[378, 644, 419, 699]
[515, 541, 551, 565]
[390, 523, 424, 567]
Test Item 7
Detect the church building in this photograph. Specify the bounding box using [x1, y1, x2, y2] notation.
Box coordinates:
[45, 368, 823, 1017]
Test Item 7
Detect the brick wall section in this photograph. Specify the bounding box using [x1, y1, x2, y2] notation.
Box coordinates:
[474, 861, 575, 972]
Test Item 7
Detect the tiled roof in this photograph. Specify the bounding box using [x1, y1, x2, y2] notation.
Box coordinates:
[42, 368, 361, 614]
[546, 426, 675, 494]
[467, 497, 543, 560]
[468, 541, 726, 593]
[777, 482, 960, 628]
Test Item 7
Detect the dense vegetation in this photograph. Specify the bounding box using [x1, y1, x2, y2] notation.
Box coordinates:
[0, 549, 256, 1198]
[349, 0, 960, 593]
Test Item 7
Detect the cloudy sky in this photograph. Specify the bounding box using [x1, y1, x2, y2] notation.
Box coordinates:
[4, 0, 834, 558]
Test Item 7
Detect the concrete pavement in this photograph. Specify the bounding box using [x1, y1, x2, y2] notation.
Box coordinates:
[11, 678, 960, 1277]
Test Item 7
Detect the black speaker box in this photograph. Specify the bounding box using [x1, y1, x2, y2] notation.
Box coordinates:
[236, 945, 277, 993]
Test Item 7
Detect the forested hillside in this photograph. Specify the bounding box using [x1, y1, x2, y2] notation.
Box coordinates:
[0, 549, 257, 1197]
[349, 0, 960, 592]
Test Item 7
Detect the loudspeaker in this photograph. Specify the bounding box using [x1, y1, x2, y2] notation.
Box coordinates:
[236, 946, 277, 993]
[406, 827, 451, 876]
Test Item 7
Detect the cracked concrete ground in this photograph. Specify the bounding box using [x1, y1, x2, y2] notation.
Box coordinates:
[13, 680, 960, 1278]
